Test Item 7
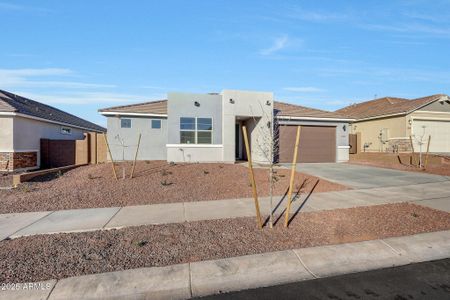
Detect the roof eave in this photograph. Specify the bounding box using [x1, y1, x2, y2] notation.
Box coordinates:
[276, 115, 354, 122]
[99, 111, 168, 117]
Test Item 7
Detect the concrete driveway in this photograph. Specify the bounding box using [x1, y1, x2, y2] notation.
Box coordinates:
[296, 163, 450, 189]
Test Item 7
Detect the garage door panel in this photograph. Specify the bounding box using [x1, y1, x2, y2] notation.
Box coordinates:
[413, 120, 450, 152]
[279, 125, 336, 163]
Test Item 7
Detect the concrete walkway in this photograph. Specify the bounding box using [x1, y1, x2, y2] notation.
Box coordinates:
[1, 181, 449, 240]
[1, 230, 449, 300]
[295, 163, 450, 189]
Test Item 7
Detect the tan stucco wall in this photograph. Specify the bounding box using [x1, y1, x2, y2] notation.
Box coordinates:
[0, 116, 14, 151]
[351, 115, 407, 152]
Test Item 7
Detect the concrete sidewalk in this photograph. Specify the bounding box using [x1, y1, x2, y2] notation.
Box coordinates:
[1, 181, 450, 240]
[1, 230, 449, 300]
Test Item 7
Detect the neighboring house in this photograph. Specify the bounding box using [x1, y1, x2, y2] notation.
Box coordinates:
[99, 90, 352, 164]
[0, 89, 106, 171]
[337, 94, 450, 153]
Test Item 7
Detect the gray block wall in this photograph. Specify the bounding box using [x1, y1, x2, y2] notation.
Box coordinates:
[106, 116, 168, 161]
[167, 92, 223, 145]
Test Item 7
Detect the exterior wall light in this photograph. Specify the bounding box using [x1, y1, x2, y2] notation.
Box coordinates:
[343, 125, 346, 132]
[194, 101, 200, 107]
[266, 100, 271, 106]
[408, 119, 412, 125]
[229, 98, 235, 104]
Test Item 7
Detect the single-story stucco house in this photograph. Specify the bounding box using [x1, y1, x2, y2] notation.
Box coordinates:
[99, 90, 352, 164]
[337, 94, 450, 153]
[0, 89, 106, 171]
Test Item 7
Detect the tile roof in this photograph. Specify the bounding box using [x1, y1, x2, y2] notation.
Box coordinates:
[336, 94, 446, 120]
[0, 89, 106, 132]
[274, 101, 351, 119]
[99, 100, 168, 115]
[100, 99, 350, 120]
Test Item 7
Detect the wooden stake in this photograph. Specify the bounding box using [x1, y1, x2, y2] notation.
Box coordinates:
[424, 135, 431, 169]
[103, 133, 118, 180]
[284, 126, 301, 228]
[409, 135, 416, 167]
[130, 134, 142, 179]
[242, 125, 263, 229]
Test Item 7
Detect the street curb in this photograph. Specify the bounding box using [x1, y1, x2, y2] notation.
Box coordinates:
[1, 230, 449, 300]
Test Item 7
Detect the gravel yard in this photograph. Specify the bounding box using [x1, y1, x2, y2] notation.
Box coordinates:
[350, 153, 450, 176]
[1, 203, 449, 283]
[0, 161, 346, 214]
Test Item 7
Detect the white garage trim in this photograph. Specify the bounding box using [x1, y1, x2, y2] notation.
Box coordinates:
[412, 116, 450, 121]
[418, 111, 450, 115]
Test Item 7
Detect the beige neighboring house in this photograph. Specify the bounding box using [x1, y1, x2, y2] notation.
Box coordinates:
[0, 89, 105, 171]
[337, 94, 450, 153]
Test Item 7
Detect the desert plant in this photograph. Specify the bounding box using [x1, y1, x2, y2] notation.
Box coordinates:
[161, 180, 173, 186]
[135, 240, 148, 247]
[161, 169, 172, 176]
[203, 170, 210, 175]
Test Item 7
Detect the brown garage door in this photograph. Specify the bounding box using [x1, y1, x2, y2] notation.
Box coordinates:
[278, 125, 336, 163]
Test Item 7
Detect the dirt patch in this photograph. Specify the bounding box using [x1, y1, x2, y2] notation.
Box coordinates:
[1, 203, 449, 283]
[0, 161, 347, 214]
[350, 153, 450, 176]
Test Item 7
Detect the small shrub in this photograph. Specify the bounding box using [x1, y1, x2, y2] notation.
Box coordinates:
[203, 170, 209, 175]
[161, 169, 172, 176]
[136, 240, 148, 247]
[55, 171, 63, 178]
[18, 183, 35, 193]
[161, 180, 173, 186]
[411, 212, 419, 218]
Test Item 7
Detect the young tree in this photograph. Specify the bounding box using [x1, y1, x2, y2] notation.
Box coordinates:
[248, 102, 278, 228]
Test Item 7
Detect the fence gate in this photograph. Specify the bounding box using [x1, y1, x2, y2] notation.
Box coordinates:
[349, 133, 358, 154]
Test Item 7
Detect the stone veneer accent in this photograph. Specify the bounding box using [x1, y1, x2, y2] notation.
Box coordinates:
[0, 152, 37, 171]
[386, 138, 412, 153]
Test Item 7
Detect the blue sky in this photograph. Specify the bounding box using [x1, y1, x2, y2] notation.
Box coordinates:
[1, 0, 450, 126]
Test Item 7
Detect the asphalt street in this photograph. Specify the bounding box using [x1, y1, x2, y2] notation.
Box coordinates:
[198, 259, 450, 300]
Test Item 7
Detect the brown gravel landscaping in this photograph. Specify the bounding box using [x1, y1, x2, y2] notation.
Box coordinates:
[1, 202, 449, 283]
[0, 161, 347, 213]
[350, 153, 450, 176]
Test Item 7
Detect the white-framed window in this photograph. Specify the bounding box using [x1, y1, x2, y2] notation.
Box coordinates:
[180, 117, 213, 144]
[120, 118, 132, 128]
[151, 119, 162, 129]
[61, 126, 72, 135]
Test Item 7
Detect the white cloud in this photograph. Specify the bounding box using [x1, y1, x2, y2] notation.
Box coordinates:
[289, 11, 348, 22]
[0, 2, 52, 13]
[284, 87, 325, 93]
[0, 2, 23, 10]
[260, 35, 289, 56]
[0, 68, 115, 89]
[362, 22, 450, 37]
[14, 91, 161, 105]
[0, 68, 71, 77]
